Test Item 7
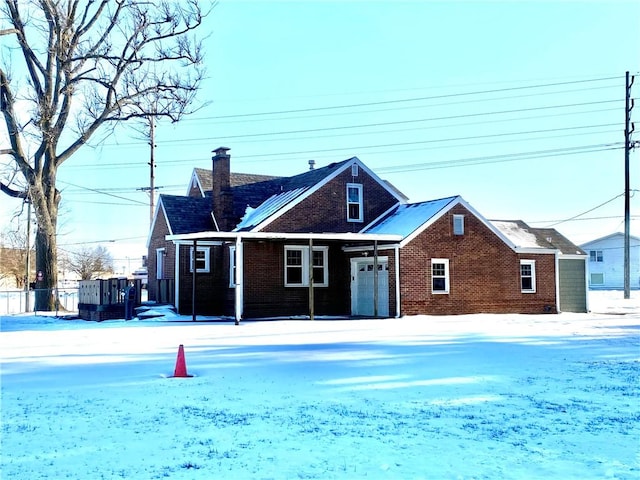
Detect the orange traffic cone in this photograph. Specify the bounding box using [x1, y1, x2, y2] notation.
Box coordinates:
[172, 344, 192, 378]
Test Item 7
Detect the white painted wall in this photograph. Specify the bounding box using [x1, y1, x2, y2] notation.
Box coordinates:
[581, 233, 640, 290]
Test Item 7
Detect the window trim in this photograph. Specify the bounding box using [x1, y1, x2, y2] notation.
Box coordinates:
[189, 246, 211, 273]
[431, 258, 450, 294]
[284, 245, 329, 287]
[453, 214, 465, 235]
[346, 183, 364, 223]
[520, 259, 536, 293]
[229, 245, 236, 288]
[156, 248, 165, 280]
[589, 250, 603, 262]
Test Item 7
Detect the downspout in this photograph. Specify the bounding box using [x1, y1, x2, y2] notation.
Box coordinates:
[308, 237, 314, 321]
[584, 256, 590, 312]
[395, 244, 401, 318]
[235, 236, 243, 325]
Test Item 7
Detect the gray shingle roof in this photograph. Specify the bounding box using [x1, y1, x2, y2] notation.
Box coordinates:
[491, 220, 585, 255]
[160, 195, 214, 234]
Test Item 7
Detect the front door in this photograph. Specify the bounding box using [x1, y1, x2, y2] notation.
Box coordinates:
[351, 258, 389, 317]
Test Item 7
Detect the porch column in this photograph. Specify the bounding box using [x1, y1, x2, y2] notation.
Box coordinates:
[235, 236, 243, 325]
[192, 239, 197, 322]
[395, 245, 401, 318]
[308, 237, 314, 321]
[373, 240, 378, 317]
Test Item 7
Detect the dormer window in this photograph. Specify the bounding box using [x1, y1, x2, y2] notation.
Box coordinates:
[347, 183, 363, 222]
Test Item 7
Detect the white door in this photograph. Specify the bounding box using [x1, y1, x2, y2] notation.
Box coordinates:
[351, 259, 389, 316]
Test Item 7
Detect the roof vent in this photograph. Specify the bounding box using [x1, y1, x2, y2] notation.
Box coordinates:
[308, 159, 315, 171]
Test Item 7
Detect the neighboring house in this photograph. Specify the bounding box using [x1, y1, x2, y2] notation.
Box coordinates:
[147, 147, 588, 321]
[580, 233, 640, 290]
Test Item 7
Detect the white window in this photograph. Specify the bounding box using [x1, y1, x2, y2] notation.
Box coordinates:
[347, 183, 363, 222]
[431, 258, 450, 294]
[189, 246, 210, 273]
[590, 273, 604, 285]
[351, 164, 359, 177]
[284, 246, 329, 287]
[590, 250, 603, 262]
[520, 260, 536, 293]
[156, 248, 165, 280]
[229, 246, 236, 287]
[453, 214, 465, 235]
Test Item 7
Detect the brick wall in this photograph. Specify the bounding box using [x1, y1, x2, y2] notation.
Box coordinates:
[264, 168, 398, 233]
[177, 244, 228, 315]
[147, 214, 174, 302]
[399, 204, 557, 315]
[241, 241, 350, 318]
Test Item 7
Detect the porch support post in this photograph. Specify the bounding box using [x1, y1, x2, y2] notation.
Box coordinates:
[192, 239, 197, 322]
[235, 236, 243, 325]
[174, 244, 180, 312]
[373, 240, 378, 317]
[395, 245, 401, 318]
[308, 237, 314, 321]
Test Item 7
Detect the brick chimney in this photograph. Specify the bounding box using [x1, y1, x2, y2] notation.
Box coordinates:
[212, 147, 233, 231]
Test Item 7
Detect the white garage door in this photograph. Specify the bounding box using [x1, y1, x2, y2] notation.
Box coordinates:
[351, 259, 389, 317]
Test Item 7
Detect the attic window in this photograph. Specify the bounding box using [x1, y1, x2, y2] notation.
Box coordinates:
[347, 183, 363, 222]
[351, 164, 359, 177]
[453, 215, 464, 235]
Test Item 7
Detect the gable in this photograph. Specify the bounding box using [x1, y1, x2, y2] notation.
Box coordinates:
[157, 195, 214, 236]
[239, 157, 406, 232]
[580, 232, 640, 249]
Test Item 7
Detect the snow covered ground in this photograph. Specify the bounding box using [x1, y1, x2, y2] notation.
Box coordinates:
[1, 291, 638, 479]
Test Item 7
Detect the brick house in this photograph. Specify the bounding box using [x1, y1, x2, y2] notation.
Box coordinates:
[147, 147, 587, 322]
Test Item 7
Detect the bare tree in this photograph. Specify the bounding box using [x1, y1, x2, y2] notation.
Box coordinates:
[0, 220, 34, 288]
[67, 245, 113, 280]
[0, 0, 208, 309]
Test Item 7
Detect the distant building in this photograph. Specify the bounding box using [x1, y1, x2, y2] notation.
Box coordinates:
[580, 233, 640, 290]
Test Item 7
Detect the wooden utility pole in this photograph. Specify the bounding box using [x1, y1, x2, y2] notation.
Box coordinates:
[624, 71, 634, 299]
[149, 116, 156, 226]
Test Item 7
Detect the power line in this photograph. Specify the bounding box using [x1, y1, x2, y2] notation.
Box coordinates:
[181, 84, 622, 126]
[151, 99, 624, 143]
[184, 75, 623, 120]
[376, 143, 624, 174]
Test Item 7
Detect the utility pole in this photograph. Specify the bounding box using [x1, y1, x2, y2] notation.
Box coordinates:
[624, 71, 634, 299]
[137, 117, 158, 227]
[149, 116, 156, 226]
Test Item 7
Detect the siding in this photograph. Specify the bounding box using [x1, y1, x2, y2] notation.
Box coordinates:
[558, 258, 587, 312]
[582, 235, 640, 289]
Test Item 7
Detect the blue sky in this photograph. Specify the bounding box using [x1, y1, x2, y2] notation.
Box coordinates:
[2, 1, 639, 272]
